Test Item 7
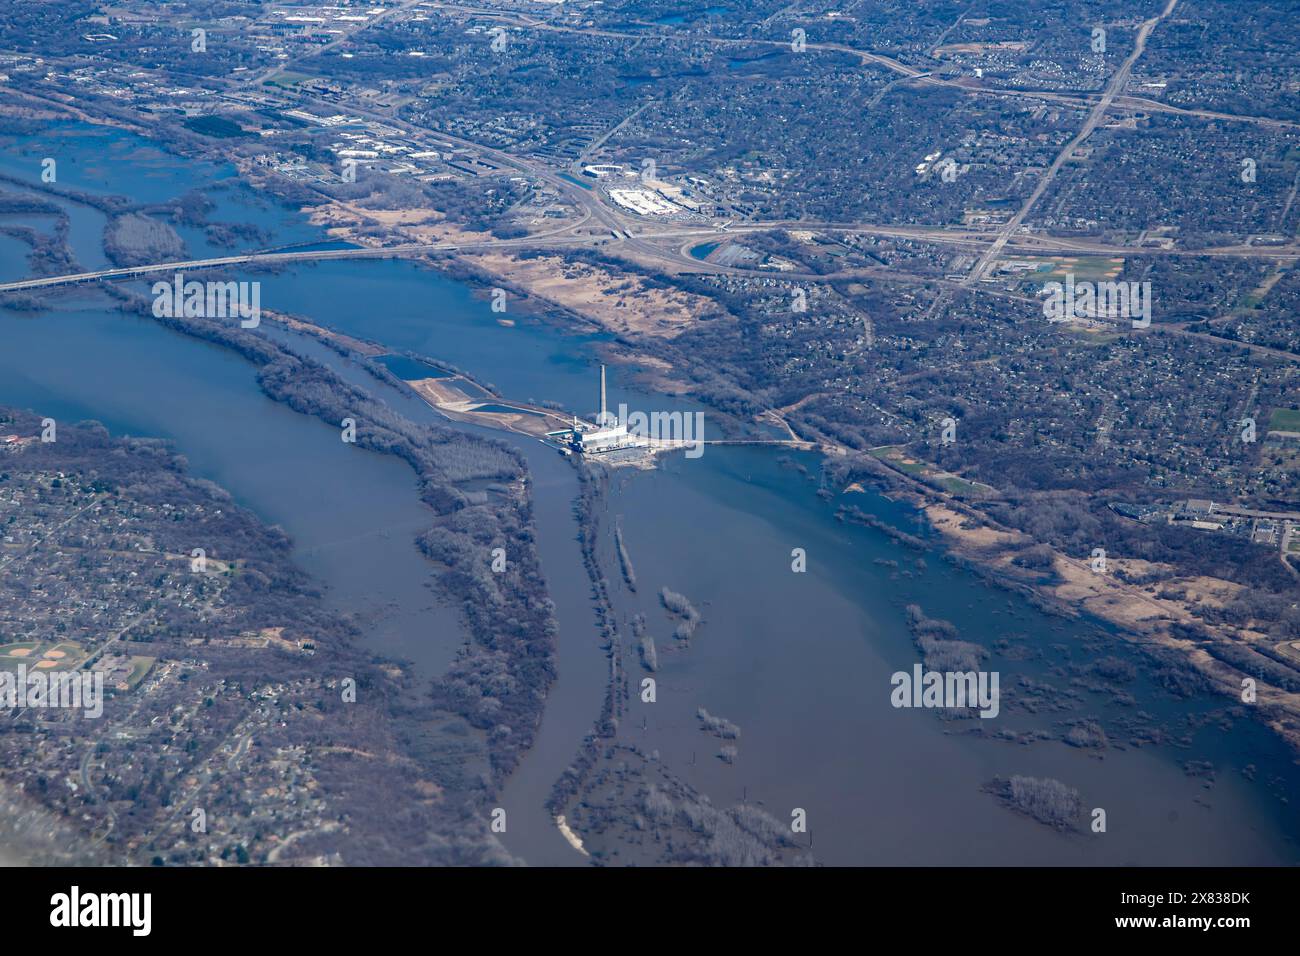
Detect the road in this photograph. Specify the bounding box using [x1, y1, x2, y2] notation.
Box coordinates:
[4, 220, 1294, 296]
[237, 0, 429, 89]
[6, 0, 1296, 306]
[419, 2, 1298, 130]
[6, 0, 1293, 308]
[967, 0, 1182, 284]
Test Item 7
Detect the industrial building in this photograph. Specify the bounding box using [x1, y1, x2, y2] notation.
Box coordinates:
[547, 365, 648, 456]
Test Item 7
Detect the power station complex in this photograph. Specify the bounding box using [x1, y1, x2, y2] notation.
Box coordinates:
[548, 365, 649, 457]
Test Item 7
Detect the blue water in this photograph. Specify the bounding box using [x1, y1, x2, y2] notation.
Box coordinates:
[3, 119, 1298, 866]
[0, 122, 325, 268]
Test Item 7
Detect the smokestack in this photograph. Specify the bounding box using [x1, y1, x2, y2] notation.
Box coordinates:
[600, 364, 607, 426]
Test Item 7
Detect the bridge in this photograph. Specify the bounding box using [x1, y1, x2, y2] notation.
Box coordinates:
[2, 224, 1295, 297]
[0, 235, 602, 294]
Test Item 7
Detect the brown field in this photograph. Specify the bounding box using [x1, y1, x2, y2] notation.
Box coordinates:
[597, 345, 691, 394]
[464, 252, 707, 338]
[919, 498, 1300, 750]
[304, 198, 496, 247]
[408, 377, 476, 409]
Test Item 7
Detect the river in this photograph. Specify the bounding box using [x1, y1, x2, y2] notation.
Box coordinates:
[1, 121, 1297, 866]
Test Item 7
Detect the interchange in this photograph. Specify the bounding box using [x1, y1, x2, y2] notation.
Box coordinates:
[1, 217, 1295, 296]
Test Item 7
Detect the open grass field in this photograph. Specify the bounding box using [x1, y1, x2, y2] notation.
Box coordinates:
[870, 448, 994, 497]
[1012, 256, 1126, 284]
[870, 446, 927, 474]
[1269, 408, 1300, 432]
[938, 475, 993, 497]
[266, 71, 314, 88]
[124, 656, 155, 691]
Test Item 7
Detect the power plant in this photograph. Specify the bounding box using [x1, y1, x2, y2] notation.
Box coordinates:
[547, 364, 648, 457]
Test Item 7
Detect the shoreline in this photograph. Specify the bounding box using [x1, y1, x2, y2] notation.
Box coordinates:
[4, 106, 1297, 864]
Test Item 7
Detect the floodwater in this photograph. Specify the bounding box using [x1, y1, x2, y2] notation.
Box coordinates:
[2, 122, 1298, 866]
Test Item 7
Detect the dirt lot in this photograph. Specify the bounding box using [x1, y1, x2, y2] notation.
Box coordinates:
[464, 252, 709, 339]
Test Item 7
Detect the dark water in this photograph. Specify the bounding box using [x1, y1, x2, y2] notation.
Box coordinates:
[559, 173, 594, 191]
[377, 354, 450, 380]
[288, 255, 1296, 864]
[256, 326, 606, 867]
[652, 7, 725, 26]
[252, 258, 722, 439]
[472, 403, 546, 416]
[0, 302, 464, 676]
[0, 122, 321, 271]
[251, 258, 615, 416]
[2, 122, 1298, 866]
[0, 232, 30, 281]
[602, 449, 1300, 864]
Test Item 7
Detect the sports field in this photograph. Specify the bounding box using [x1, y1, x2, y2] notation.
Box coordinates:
[0, 640, 88, 671]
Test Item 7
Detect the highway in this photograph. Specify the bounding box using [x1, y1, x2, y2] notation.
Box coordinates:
[3, 219, 1296, 296]
[419, 2, 1300, 131]
[5, 0, 1296, 303]
[966, 0, 1183, 284]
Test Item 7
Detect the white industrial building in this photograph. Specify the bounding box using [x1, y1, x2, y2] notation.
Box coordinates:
[558, 366, 648, 455]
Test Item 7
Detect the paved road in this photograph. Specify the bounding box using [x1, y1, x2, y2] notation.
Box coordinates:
[4, 223, 1295, 295]
[967, 0, 1182, 284]
[422, 1, 1297, 131]
[9, 208, 1298, 292]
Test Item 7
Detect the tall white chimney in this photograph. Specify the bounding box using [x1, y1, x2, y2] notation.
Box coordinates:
[600, 364, 607, 426]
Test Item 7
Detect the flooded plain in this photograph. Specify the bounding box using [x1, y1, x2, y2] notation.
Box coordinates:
[2, 122, 1297, 866]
